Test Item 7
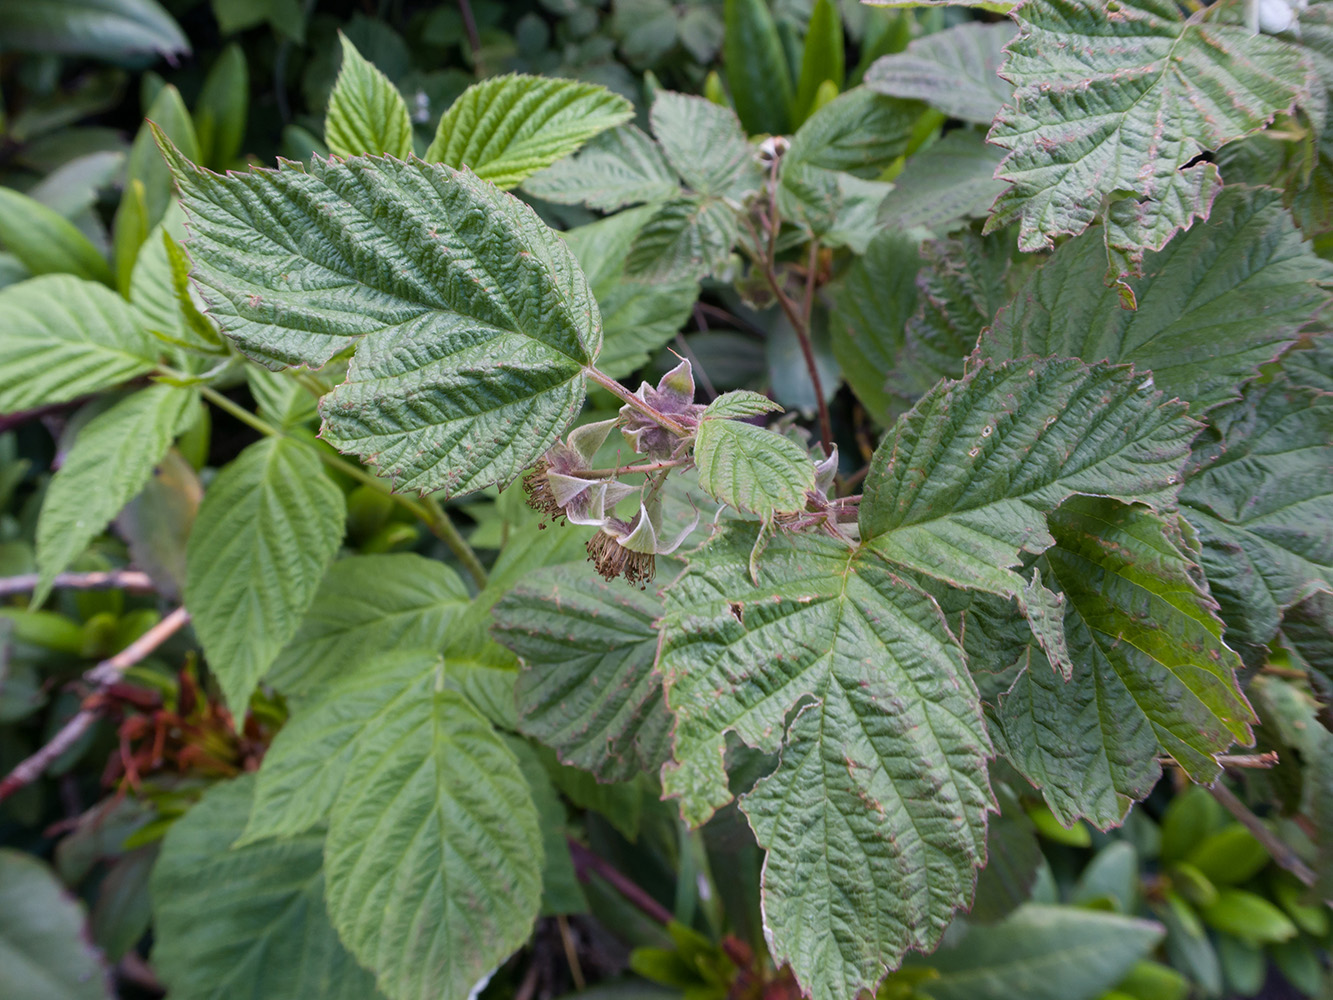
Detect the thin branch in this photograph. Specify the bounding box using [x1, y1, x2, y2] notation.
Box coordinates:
[1156, 752, 1279, 770]
[584, 366, 690, 436]
[582, 458, 694, 478]
[1207, 781, 1319, 891]
[0, 570, 155, 599]
[0, 607, 192, 802]
[694, 303, 766, 339]
[567, 838, 673, 926]
[457, 0, 485, 75]
[555, 915, 586, 990]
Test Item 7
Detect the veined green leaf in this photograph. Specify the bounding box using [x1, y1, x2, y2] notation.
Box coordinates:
[151, 776, 381, 1000]
[1179, 377, 1333, 648]
[980, 187, 1333, 409]
[987, 0, 1308, 265]
[860, 358, 1197, 669]
[242, 650, 438, 844]
[185, 438, 345, 715]
[0, 0, 188, 59]
[724, 0, 793, 136]
[625, 195, 739, 283]
[0, 275, 158, 413]
[159, 138, 600, 494]
[324, 686, 542, 1000]
[325, 34, 413, 159]
[877, 129, 1008, 236]
[703, 390, 783, 420]
[661, 526, 992, 1000]
[650, 91, 760, 200]
[784, 86, 922, 178]
[0, 187, 112, 285]
[694, 415, 815, 517]
[493, 565, 670, 781]
[996, 498, 1253, 829]
[522, 124, 681, 211]
[268, 553, 470, 697]
[425, 74, 633, 189]
[35, 385, 197, 603]
[866, 21, 1015, 125]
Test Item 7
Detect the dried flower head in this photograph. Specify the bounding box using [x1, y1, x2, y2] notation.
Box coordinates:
[523, 418, 635, 525]
[585, 494, 698, 587]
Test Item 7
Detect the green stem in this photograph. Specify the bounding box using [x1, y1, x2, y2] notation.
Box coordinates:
[193, 382, 489, 589]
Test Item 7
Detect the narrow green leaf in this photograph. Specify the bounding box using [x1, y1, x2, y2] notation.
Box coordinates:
[125, 84, 199, 234]
[0, 0, 188, 59]
[987, 0, 1308, 265]
[493, 565, 670, 781]
[1179, 377, 1333, 648]
[325, 34, 413, 159]
[649, 91, 761, 200]
[158, 139, 600, 494]
[425, 74, 633, 189]
[997, 498, 1253, 828]
[0, 275, 158, 413]
[523, 125, 681, 211]
[0, 188, 112, 285]
[694, 416, 815, 517]
[112, 179, 149, 298]
[324, 686, 542, 1000]
[193, 43, 248, 169]
[35, 385, 197, 604]
[724, 0, 794, 135]
[268, 553, 469, 697]
[661, 526, 992, 1000]
[0, 850, 112, 1000]
[866, 22, 1015, 125]
[185, 438, 345, 715]
[151, 777, 381, 1000]
[793, 0, 845, 125]
[980, 188, 1333, 409]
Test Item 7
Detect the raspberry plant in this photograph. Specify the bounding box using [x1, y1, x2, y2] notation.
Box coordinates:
[1, 3, 1332, 999]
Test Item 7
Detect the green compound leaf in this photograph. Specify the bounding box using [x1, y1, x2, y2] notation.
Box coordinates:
[35, 385, 197, 603]
[0, 275, 158, 413]
[324, 684, 542, 1000]
[661, 527, 992, 1000]
[493, 565, 670, 782]
[625, 195, 739, 282]
[325, 34, 413, 159]
[876, 130, 1009, 237]
[425, 74, 633, 190]
[160, 138, 600, 494]
[996, 498, 1253, 830]
[694, 415, 815, 518]
[522, 124, 681, 211]
[269, 553, 470, 697]
[988, 0, 1309, 265]
[150, 777, 382, 1000]
[242, 650, 439, 845]
[649, 91, 760, 201]
[860, 358, 1197, 672]
[980, 187, 1333, 409]
[185, 438, 345, 716]
[866, 21, 1016, 125]
[1179, 377, 1333, 649]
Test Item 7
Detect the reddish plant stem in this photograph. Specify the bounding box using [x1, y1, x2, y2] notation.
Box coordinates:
[1206, 780, 1318, 890]
[0, 607, 192, 803]
[0, 569, 156, 599]
[567, 837, 673, 927]
[584, 366, 690, 436]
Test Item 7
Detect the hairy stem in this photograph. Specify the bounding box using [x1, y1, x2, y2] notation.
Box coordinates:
[0, 607, 192, 802]
[195, 383, 488, 588]
[0, 569, 156, 598]
[584, 366, 690, 436]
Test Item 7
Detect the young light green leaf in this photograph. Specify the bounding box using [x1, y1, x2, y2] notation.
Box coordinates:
[325, 34, 413, 159]
[425, 74, 633, 189]
[493, 565, 670, 781]
[694, 416, 815, 518]
[997, 498, 1253, 829]
[186, 438, 345, 716]
[159, 138, 600, 494]
[324, 687, 542, 1000]
[242, 650, 438, 844]
[877, 129, 1008, 235]
[0, 850, 112, 1000]
[866, 21, 1015, 125]
[151, 776, 381, 1000]
[988, 0, 1308, 266]
[0, 187, 112, 285]
[35, 385, 197, 603]
[522, 125, 681, 211]
[650, 91, 761, 200]
[268, 553, 470, 697]
[0, 274, 158, 413]
[703, 390, 782, 420]
[661, 527, 992, 1000]
[860, 358, 1196, 661]
[1179, 377, 1333, 649]
[980, 187, 1333, 409]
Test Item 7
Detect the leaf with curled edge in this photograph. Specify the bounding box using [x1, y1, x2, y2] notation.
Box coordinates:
[660, 525, 993, 1000]
[987, 0, 1310, 272]
[157, 132, 601, 496]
